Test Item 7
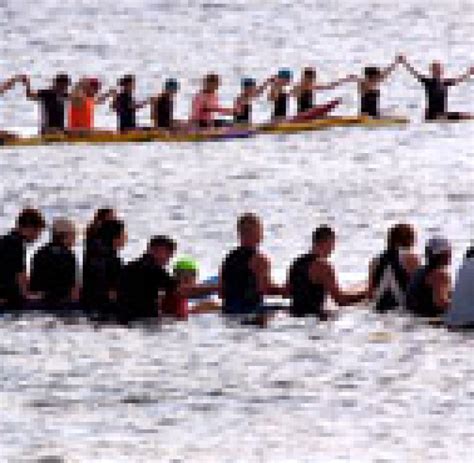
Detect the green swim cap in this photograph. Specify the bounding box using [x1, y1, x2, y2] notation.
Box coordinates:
[174, 257, 199, 273]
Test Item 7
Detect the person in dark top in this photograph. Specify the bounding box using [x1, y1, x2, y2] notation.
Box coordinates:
[24, 73, 71, 134]
[81, 218, 126, 320]
[29, 218, 78, 307]
[407, 237, 452, 318]
[291, 67, 354, 117]
[400, 56, 474, 120]
[268, 69, 293, 121]
[286, 225, 367, 319]
[356, 56, 401, 117]
[0, 208, 45, 309]
[84, 207, 117, 256]
[118, 235, 177, 323]
[150, 78, 180, 130]
[233, 77, 273, 125]
[112, 74, 147, 132]
[368, 223, 420, 312]
[220, 213, 282, 326]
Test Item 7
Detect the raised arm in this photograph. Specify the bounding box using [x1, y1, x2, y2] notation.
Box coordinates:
[399, 55, 425, 81]
[0, 75, 25, 95]
[313, 73, 359, 90]
[379, 56, 401, 80]
[96, 87, 117, 104]
[22, 76, 40, 100]
[451, 66, 474, 85]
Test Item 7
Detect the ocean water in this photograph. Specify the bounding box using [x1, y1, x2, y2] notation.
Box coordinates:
[0, 0, 474, 461]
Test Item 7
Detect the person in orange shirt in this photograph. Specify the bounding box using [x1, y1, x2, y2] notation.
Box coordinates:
[68, 78, 116, 132]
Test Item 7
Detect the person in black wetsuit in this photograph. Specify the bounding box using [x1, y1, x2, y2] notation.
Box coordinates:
[268, 69, 293, 121]
[291, 67, 355, 117]
[407, 237, 452, 318]
[29, 218, 79, 310]
[150, 78, 180, 130]
[357, 56, 401, 117]
[368, 223, 420, 312]
[81, 218, 126, 320]
[112, 74, 147, 132]
[0, 208, 45, 311]
[233, 76, 273, 125]
[286, 225, 367, 320]
[24, 73, 71, 134]
[84, 207, 117, 257]
[400, 56, 474, 120]
[220, 213, 282, 326]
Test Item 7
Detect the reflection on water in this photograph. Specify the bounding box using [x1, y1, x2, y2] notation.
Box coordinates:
[0, 0, 474, 461]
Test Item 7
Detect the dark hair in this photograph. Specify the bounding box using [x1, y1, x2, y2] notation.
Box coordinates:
[54, 73, 71, 86]
[237, 213, 261, 233]
[387, 223, 415, 250]
[364, 66, 380, 79]
[96, 219, 125, 248]
[303, 67, 316, 79]
[17, 208, 46, 229]
[119, 74, 135, 87]
[312, 225, 335, 244]
[427, 251, 451, 269]
[86, 208, 116, 242]
[149, 235, 176, 252]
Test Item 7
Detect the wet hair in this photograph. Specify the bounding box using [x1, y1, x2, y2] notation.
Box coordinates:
[96, 219, 125, 248]
[312, 225, 335, 244]
[149, 235, 176, 252]
[205, 73, 219, 84]
[387, 223, 415, 250]
[54, 73, 71, 86]
[237, 213, 261, 233]
[426, 250, 451, 269]
[17, 208, 46, 230]
[364, 66, 380, 79]
[303, 67, 316, 79]
[86, 207, 116, 242]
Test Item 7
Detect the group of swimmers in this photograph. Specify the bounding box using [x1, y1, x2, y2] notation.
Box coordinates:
[0, 55, 473, 137]
[0, 207, 471, 328]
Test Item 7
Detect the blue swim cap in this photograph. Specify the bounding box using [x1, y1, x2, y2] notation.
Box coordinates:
[277, 68, 293, 80]
[165, 78, 179, 91]
[241, 77, 256, 88]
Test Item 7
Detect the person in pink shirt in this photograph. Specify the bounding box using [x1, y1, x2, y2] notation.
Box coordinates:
[191, 73, 234, 128]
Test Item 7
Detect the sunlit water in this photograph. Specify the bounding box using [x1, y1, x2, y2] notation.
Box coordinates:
[0, 0, 474, 461]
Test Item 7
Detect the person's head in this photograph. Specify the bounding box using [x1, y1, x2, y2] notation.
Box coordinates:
[203, 73, 220, 93]
[302, 67, 316, 83]
[387, 223, 416, 251]
[164, 78, 179, 94]
[241, 77, 256, 96]
[53, 73, 71, 92]
[237, 213, 263, 248]
[148, 235, 176, 266]
[16, 207, 46, 243]
[311, 225, 336, 258]
[51, 218, 76, 248]
[96, 219, 127, 251]
[174, 257, 199, 286]
[430, 61, 443, 78]
[425, 236, 451, 268]
[92, 208, 116, 227]
[364, 66, 381, 81]
[86, 77, 101, 96]
[277, 68, 292, 85]
[119, 74, 135, 92]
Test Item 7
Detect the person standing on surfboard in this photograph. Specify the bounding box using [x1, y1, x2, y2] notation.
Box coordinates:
[150, 78, 180, 130]
[191, 73, 234, 128]
[354, 56, 403, 118]
[291, 67, 356, 121]
[24, 73, 71, 134]
[286, 225, 367, 320]
[112, 74, 148, 133]
[268, 69, 293, 121]
[68, 77, 116, 133]
[399, 56, 474, 120]
[219, 213, 283, 327]
[233, 77, 274, 125]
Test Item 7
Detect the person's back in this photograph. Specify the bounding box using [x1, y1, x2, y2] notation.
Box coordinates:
[221, 246, 261, 313]
[30, 241, 77, 304]
[288, 253, 326, 318]
[69, 94, 94, 130]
